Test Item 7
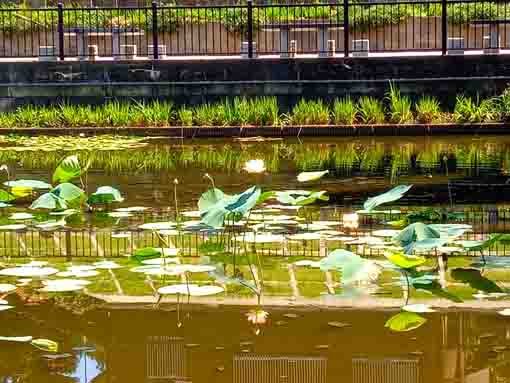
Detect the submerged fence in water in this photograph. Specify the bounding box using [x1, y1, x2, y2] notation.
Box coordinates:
[2, 0, 510, 60]
[1, 206, 509, 258]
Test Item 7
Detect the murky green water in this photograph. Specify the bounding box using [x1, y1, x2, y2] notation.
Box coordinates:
[2, 135, 510, 382]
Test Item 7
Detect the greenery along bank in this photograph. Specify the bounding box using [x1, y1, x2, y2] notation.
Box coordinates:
[0, 2, 506, 33]
[4, 87, 510, 128]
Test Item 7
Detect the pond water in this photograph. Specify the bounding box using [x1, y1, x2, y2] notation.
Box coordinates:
[2, 135, 510, 382]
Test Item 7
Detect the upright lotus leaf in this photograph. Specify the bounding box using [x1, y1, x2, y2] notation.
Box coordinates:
[450, 268, 503, 293]
[52, 155, 82, 184]
[50, 183, 86, 208]
[274, 190, 329, 206]
[363, 185, 413, 212]
[457, 233, 504, 252]
[385, 311, 427, 332]
[198, 188, 232, 213]
[428, 224, 472, 239]
[4, 180, 51, 189]
[297, 170, 329, 182]
[87, 186, 124, 205]
[319, 249, 380, 284]
[200, 186, 261, 229]
[30, 193, 67, 210]
[385, 251, 427, 269]
[393, 222, 443, 254]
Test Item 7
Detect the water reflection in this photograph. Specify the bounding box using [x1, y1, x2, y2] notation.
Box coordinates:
[3, 302, 510, 382]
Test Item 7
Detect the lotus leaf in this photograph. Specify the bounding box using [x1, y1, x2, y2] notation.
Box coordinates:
[363, 185, 412, 212]
[297, 170, 329, 182]
[385, 311, 427, 332]
[88, 186, 124, 204]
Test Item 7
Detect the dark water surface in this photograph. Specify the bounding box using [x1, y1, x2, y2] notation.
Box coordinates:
[1, 135, 510, 382]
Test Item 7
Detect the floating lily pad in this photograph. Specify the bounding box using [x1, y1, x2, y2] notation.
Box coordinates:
[111, 232, 131, 239]
[139, 222, 176, 230]
[385, 311, 427, 332]
[297, 170, 329, 182]
[0, 305, 13, 311]
[0, 267, 58, 277]
[0, 224, 26, 231]
[115, 206, 148, 212]
[402, 304, 436, 313]
[5, 180, 51, 189]
[234, 233, 285, 243]
[158, 284, 224, 296]
[288, 233, 322, 241]
[0, 336, 33, 342]
[294, 260, 321, 267]
[9, 213, 34, 220]
[93, 261, 122, 269]
[141, 258, 180, 265]
[0, 283, 16, 293]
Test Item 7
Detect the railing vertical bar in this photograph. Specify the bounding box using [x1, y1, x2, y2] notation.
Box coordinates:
[58, 2, 65, 61]
[441, 0, 447, 55]
[247, 0, 254, 58]
[344, 0, 349, 57]
[152, 0, 159, 59]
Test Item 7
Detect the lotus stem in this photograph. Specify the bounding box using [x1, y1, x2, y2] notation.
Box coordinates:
[204, 173, 215, 189]
[173, 178, 179, 222]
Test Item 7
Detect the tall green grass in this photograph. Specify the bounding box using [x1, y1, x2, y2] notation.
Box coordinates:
[332, 98, 357, 125]
[3, 90, 510, 129]
[358, 97, 385, 124]
[288, 99, 330, 126]
[415, 96, 442, 124]
[387, 83, 414, 124]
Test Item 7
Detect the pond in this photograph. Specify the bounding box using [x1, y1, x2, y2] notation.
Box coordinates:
[2, 135, 510, 382]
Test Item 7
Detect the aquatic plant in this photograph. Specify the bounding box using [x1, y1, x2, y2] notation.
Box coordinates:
[332, 97, 357, 125]
[387, 83, 414, 124]
[415, 96, 442, 124]
[288, 99, 330, 126]
[357, 97, 385, 124]
[453, 95, 499, 123]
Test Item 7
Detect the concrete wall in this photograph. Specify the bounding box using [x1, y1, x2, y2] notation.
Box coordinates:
[0, 55, 509, 110]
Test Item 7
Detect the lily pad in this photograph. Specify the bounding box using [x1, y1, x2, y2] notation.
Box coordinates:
[402, 304, 436, 313]
[88, 186, 124, 205]
[0, 283, 16, 293]
[363, 185, 412, 212]
[9, 213, 34, 220]
[0, 267, 58, 277]
[139, 222, 176, 230]
[0, 224, 26, 231]
[4, 180, 51, 189]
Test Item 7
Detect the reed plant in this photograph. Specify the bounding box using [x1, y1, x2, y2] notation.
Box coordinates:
[134, 100, 174, 126]
[288, 99, 330, 126]
[332, 97, 357, 125]
[387, 83, 414, 124]
[358, 97, 385, 124]
[415, 96, 442, 124]
[453, 95, 499, 123]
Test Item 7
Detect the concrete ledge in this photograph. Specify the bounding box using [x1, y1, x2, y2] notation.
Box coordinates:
[0, 123, 509, 137]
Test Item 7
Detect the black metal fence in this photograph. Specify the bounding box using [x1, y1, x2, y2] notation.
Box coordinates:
[0, 0, 508, 59]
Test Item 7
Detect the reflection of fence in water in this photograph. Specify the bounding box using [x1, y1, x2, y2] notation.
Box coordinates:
[233, 354, 327, 383]
[146, 336, 188, 381]
[0, 207, 509, 257]
[352, 357, 422, 383]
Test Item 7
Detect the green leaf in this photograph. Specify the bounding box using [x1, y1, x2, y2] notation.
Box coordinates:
[30, 193, 67, 210]
[385, 251, 426, 269]
[319, 249, 380, 284]
[52, 155, 82, 184]
[413, 280, 463, 303]
[199, 186, 261, 229]
[30, 339, 58, 353]
[87, 186, 124, 205]
[4, 180, 51, 189]
[50, 183, 86, 208]
[363, 185, 412, 212]
[385, 311, 427, 332]
[0, 189, 16, 202]
[297, 170, 329, 182]
[131, 247, 163, 263]
[458, 233, 504, 252]
[393, 222, 442, 254]
[450, 268, 503, 293]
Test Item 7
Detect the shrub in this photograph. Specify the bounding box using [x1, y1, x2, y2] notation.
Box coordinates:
[415, 96, 442, 124]
[387, 83, 414, 124]
[288, 99, 330, 125]
[332, 97, 357, 125]
[358, 97, 385, 124]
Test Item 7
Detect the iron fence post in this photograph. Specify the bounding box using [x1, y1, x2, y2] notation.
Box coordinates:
[57, 2, 64, 61]
[152, 0, 159, 59]
[343, 0, 349, 58]
[441, 0, 447, 55]
[247, 0, 254, 59]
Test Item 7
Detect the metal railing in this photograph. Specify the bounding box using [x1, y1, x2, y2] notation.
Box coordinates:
[0, 0, 507, 60]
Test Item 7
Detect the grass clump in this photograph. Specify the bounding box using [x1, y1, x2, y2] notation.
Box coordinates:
[387, 83, 414, 124]
[415, 96, 442, 124]
[288, 99, 330, 126]
[358, 97, 385, 124]
[332, 98, 357, 125]
[453, 95, 499, 123]
[134, 100, 174, 126]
